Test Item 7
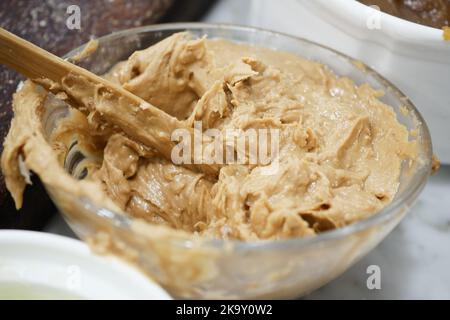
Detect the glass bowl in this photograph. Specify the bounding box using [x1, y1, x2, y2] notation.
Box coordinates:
[43, 23, 432, 299]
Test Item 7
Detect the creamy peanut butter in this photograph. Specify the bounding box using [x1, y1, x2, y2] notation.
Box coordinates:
[1, 32, 417, 241]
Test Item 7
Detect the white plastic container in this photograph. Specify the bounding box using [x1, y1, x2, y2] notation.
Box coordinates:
[0, 230, 171, 299]
[251, 0, 450, 163]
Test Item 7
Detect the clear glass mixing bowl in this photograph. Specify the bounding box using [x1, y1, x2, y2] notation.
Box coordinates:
[43, 23, 432, 299]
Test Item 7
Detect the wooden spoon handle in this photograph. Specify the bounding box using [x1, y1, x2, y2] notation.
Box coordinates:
[0, 28, 70, 83]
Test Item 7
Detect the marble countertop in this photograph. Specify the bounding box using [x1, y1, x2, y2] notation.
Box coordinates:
[46, 0, 450, 299]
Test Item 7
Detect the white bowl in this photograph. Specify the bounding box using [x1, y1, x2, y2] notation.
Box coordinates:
[0, 230, 171, 299]
[252, 0, 450, 163]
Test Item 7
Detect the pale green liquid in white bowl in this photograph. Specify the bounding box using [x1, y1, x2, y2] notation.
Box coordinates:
[0, 282, 83, 300]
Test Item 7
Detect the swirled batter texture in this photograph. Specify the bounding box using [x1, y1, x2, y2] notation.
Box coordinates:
[1, 33, 416, 240]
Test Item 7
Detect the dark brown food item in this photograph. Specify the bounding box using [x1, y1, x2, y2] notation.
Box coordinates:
[359, 0, 450, 28]
[432, 154, 441, 175]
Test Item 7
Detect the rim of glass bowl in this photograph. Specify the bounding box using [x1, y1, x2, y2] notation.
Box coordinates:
[62, 22, 433, 251]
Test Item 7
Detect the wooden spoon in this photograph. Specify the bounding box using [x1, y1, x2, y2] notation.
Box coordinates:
[0, 27, 218, 175]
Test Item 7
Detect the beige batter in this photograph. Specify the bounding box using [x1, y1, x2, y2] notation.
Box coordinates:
[1, 32, 417, 241]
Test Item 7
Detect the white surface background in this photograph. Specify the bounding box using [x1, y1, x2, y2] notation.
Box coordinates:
[46, 0, 450, 299]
